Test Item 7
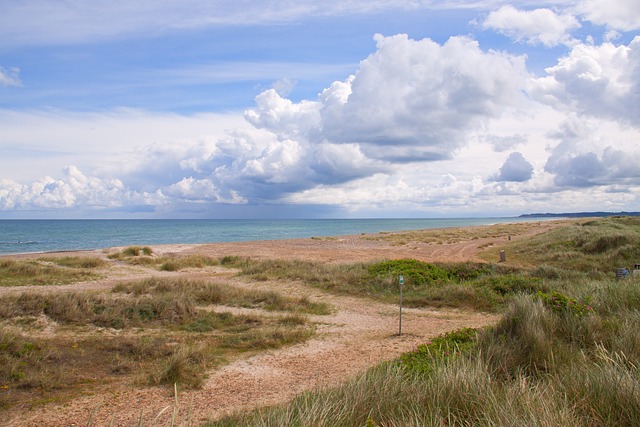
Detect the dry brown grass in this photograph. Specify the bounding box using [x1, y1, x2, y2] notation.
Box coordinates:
[365, 222, 545, 246]
[0, 257, 106, 287]
[0, 274, 324, 410]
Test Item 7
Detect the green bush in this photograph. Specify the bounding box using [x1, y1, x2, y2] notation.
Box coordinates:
[474, 275, 545, 295]
[366, 259, 451, 286]
[400, 328, 477, 375]
[536, 291, 593, 318]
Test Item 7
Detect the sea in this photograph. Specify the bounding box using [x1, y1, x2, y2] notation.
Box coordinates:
[0, 217, 547, 255]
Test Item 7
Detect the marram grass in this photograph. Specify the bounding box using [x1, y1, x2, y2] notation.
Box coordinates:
[209, 217, 640, 426]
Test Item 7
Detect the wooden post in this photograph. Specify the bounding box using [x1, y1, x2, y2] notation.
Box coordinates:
[399, 275, 404, 336]
[499, 250, 506, 262]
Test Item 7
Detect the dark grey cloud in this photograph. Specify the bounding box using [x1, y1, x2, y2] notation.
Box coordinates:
[544, 117, 640, 188]
[546, 151, 606, 187]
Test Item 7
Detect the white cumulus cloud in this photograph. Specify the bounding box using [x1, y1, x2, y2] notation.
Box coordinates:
[530, 37, 640, 126]
[0, 166, 161, 210]
[325, 34, 528, 159]
[482, 5, 581, 47]
[575, 0, 640, 31]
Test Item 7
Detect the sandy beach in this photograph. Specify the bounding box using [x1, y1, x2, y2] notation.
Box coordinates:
[1, 221, 563, 426]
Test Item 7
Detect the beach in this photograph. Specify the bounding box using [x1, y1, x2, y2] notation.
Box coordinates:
[0, 220, 564, 426]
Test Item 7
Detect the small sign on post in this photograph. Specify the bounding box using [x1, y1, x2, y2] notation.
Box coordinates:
[398, 275, 404, 336]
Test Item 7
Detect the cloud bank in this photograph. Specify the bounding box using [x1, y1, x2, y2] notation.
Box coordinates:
[1, 1, 639, 217]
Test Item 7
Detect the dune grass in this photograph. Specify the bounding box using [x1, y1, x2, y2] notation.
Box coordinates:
[229, 257, 547, 312]
[209, 216, 640, 426]
[479, 216, 640, 274]
[0, 276, 326, 409]
[108, 246, 222, 271]
[111, 277, 331, 315]
[0, 257, 106, 287]
[210, 278, 640, 426]
[4, 216, 639, 421]
[364, 220, 547, 246]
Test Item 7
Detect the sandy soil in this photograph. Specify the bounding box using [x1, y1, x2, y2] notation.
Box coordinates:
[1, 222, 561, 426]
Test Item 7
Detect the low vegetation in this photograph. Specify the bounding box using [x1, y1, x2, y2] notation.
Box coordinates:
[4, 216, 640, 423]
[480, 216, 640, 273]
[229, 256, 547, 312]
[108, 246, 221, 271]
[365, 220, 546, 246]
[0, 256, 106, 287]
[0, 276, 324, 409]
[209, 216, 640, 426]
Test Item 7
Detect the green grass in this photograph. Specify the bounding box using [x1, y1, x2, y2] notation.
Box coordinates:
[210, 280, 640, 426]
[208, 216, 640, 426]
[232, 257, 545, 312]
[40, 256, 109, 269]
[480, 216, 640, 276]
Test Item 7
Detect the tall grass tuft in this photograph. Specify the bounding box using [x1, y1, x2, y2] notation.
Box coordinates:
[149, 345, 209, 389]
[559, 344, 640, 426]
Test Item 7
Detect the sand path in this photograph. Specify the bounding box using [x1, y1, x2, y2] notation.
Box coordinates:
[2, 221, 561, 426]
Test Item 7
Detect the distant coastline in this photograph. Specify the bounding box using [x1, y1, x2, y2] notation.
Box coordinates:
[519, 211, 640, 218]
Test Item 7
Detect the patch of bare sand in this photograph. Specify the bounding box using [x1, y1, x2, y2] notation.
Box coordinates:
[2, 221, 563, 426]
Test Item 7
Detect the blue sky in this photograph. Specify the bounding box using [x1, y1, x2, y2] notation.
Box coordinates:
[1, 1, 639, 219]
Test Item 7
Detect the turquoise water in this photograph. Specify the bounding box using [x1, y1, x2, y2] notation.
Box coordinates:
[0, 218, 544, 255]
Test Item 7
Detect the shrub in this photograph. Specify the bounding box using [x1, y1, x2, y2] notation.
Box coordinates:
[536, 291, 592, 318]
[474, 275, 545, 296]
[440, 262, 496, 281]
[366, 259, 451, 286]
[400, 328, 477, 375]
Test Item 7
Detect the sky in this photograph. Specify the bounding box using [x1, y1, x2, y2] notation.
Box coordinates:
[0, 0, 639, 219]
